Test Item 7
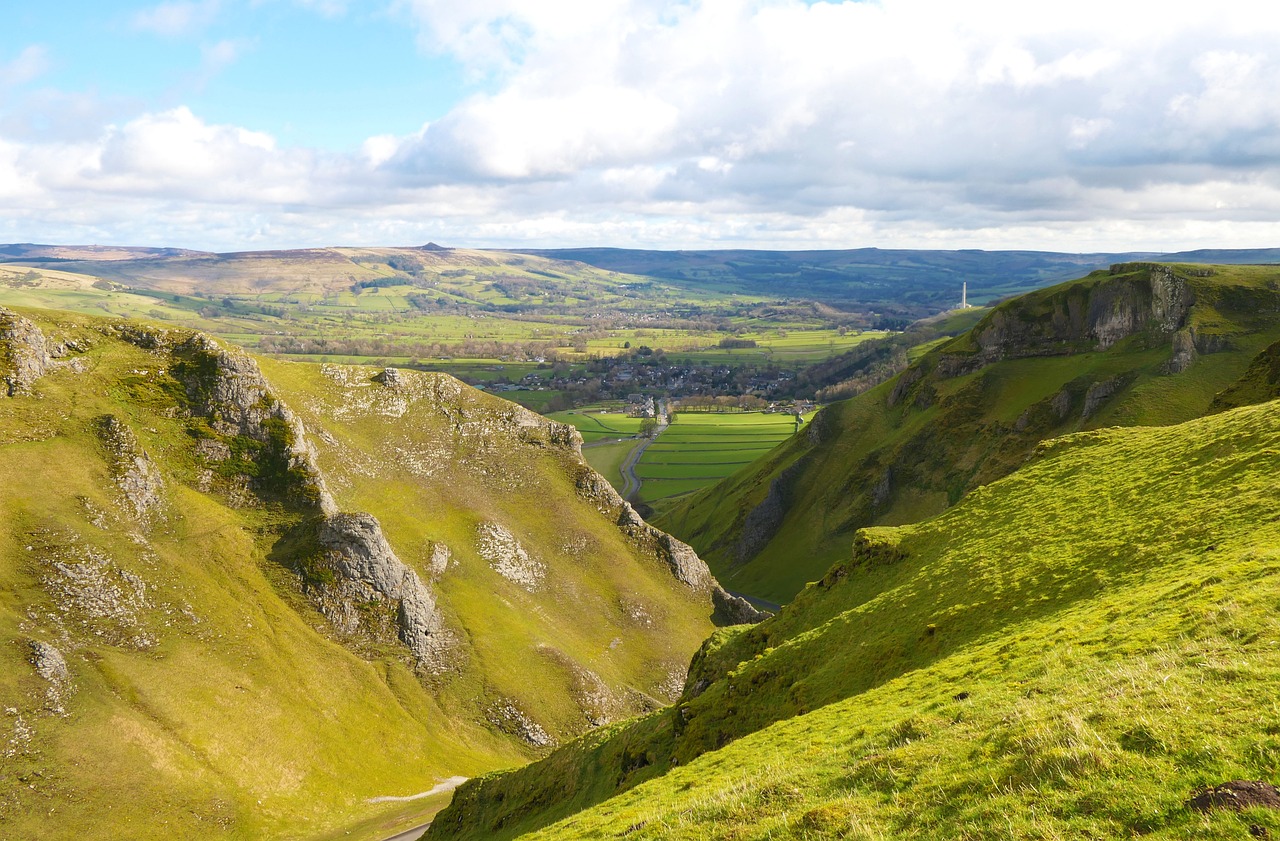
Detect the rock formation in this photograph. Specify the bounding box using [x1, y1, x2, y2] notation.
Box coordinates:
[316, 514, 455, 672]
[0, 307, 54, 396]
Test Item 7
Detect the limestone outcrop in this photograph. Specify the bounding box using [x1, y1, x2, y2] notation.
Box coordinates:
[0, 307, 54, 396]
[932, 264, 1196, 381]
[575, 462, 768, 624]
[315, 513, 454, 673]
[94, 415, 165, 522]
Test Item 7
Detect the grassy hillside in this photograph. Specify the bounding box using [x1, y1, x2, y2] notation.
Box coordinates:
[430, 391, 1280, 840]
[0, 305, 738, 840]
[657, 262, 1280, 603]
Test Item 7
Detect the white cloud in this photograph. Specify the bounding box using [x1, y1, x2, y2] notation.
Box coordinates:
[133, 0, 222, 37]
[9, 0, 1280, 250]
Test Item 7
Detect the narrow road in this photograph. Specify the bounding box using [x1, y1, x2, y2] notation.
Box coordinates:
[382, 822, 431, 841]
[619, 400, 668, 500]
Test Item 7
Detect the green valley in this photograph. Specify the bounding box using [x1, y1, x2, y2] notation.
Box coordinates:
[0, 304, 762, 840]
[10, 255, 1280, 841]
[429, 359, 1280, 841]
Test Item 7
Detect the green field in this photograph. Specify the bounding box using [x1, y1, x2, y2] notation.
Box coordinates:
[579, 440, 637, 490]
[0, 252, 885, 377]
[637, 413, 801, 503]
[546, 408, 646, 443]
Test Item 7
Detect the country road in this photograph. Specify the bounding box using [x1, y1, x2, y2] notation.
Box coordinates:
[619, 401, 668, 499]
[381, 822, 431, 841]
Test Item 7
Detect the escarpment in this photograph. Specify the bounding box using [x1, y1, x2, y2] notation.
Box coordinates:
[919, 263, 1197, 386]
[106, 326, 456, 672]
[660, 263, 1280, 603]
[0, 307, 759, 838]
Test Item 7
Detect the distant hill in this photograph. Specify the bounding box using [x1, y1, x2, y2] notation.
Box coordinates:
[0, 305, 758, 839]
[654, 262, 1280, 603]
[0, 242, 210, 262]
[514, 247, 1169, 315]
[1157, 247, 1280, 263]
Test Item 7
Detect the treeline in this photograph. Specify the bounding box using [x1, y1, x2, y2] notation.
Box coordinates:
[673, 395, 770, 412]
[257, 335, 581, 361]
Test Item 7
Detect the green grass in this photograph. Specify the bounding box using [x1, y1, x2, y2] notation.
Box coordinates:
[629, 413, 799, 504]
[581, 440, 638, 491]
[430, 394, 1280, 841]
[657, 263, 1280, 604]
[547, 408, 646, 442]
[0, 305, 720, 840]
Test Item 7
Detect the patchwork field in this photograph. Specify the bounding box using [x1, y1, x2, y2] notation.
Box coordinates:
[547, 408, 803, 505]
[638, 412, 801, 504]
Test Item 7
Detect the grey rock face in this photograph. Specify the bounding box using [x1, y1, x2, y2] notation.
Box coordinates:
[1082, 377, 1125, 421]
[29, 640, 71, 714]
[317, 513, 453, 672]
[170, 335, 337, 515]
[1166, 328, 1197, 373]
[95, 416, 165, 522]
[0, 308, 54, 396]
[711, 588, 769, 626]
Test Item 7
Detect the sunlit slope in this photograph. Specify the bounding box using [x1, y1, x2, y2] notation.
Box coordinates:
[0, 305, 732, 840]
[657, 262, 1280, 602]
[433, 393, 1280, 840]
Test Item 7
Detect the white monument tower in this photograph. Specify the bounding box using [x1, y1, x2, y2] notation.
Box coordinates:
[961, 282, 969, 309]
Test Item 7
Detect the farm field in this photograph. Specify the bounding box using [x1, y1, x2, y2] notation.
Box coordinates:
[546, 407, 646, 443]
[636, 412, 801, 504]
[546, 407, 802, 505]
[579, 440, 637, 490]
[0, 255, 889, 411]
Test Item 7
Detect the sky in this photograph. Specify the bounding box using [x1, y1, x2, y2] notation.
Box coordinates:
[3, 0, 1280, 252]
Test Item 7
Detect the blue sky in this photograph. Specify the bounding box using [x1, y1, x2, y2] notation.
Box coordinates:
[5, 2, 465, 148]
[3, 1, 1280, 252]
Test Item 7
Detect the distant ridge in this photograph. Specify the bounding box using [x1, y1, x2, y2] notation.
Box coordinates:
[1155, 247, 1280, 263]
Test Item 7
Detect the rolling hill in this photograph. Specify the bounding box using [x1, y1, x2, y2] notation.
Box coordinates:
[656, 261, 1280, 603]
[0, 304, 759, 840]
[428, 368, 1280, 840]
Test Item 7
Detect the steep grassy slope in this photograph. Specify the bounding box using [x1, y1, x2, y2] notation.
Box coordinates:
[0, 306, 750, 840]
[657, 262, 1280, 602]
[432, 393, 1280, 840]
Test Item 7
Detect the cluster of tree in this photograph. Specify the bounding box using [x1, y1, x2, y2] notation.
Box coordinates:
[672, 395, 770, 412]
[257, 334, 584, 362]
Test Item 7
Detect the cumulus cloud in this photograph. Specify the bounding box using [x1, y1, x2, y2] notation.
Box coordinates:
[8, 0, 1280, 250]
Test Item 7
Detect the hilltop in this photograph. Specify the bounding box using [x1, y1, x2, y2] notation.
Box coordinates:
[656, 261, 1280, 602]
[0, 305, 758, 840]
[429, 383, 1280, 840]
